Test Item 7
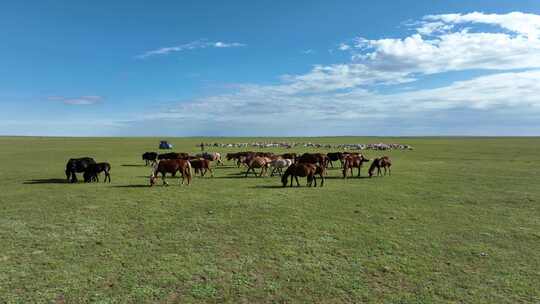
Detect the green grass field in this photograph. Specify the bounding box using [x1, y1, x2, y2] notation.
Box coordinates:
[0, 136, 539, 303]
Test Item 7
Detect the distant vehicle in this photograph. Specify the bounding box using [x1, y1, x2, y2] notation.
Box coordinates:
[159, 140, 173, 149]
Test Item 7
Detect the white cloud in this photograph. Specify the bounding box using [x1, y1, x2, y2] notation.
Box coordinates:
[136, 40, 245, 58]
[214, 41, 245, 48]
[48, 95, 103, 105]
[421, 12, 540, 38]
[131, 12, 540, 135]
[338, 43, 351, 51]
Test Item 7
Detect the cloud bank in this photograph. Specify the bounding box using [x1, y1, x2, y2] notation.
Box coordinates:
[129, 12, 540, 135]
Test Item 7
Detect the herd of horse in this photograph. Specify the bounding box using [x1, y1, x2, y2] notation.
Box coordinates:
[65, 151, 392, 187]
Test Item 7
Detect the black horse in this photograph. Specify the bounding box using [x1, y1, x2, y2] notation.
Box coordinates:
[327, 152, 344, 168]
[65, 157, 96, 183]
[142, 152, 158, 166]
[83, 162, 111, 183]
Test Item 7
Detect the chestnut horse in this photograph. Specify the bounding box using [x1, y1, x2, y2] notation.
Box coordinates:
[150, 159, 192, 186]
[296, 153, 329, 168]
[368, 156, 392, 177]
[281, 163, 325, 187]
[190, 158, 214, 177]
[342, 154, 370, 178]
[245, 156, 271, 177]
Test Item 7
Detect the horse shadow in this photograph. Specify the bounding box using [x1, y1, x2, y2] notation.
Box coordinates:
[250, 185, 285, 189]
[111, 184, 149, 188]
[23, 178, 68, 184]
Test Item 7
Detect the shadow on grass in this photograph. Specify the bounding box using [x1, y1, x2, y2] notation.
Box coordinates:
[23, 178, 68, 184]
[251, 184, 325, 189]
[111, 184, 150, 188]
[334, 176, 371, 179]
[250, 185, 285, 189]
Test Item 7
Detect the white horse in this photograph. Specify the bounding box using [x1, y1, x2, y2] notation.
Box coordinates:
[269, 158, 293, 176]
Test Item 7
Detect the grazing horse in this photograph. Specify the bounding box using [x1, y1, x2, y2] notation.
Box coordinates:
[368, 156, 392, 177]
[65, 157, 96, 183]
[281, 163, 325, 187]
[327, 152, 345, 168]
[142, 152, 158, 166]
[196, 152, 223, 166]
[342, 154, 370, 178]
[83, 162, 111, 183]
[189, 158, 214, 177]
[150, 159, 192, 186]
[269, 158, 293, 176]
[245, 157, 271, 177]
[157, 152, 190, 160]
[297, 153, 329, 168]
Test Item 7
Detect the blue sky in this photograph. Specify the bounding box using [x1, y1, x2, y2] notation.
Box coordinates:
[1, 1, 540, 136]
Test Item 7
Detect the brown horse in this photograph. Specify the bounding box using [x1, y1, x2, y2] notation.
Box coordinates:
[150, 159, 192, 186]
[157, 152, 190, 160]
[190, 158, 214, 177]
[296, 153, 329, 168]
[342, 154, 370, 178]
[227, 152, 253, 167]
[245, 156, 271, 177]
[368, 156, 392, 177]
[281, 163, 325, 187]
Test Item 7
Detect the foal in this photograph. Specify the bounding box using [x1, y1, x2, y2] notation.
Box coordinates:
[84, 162, 111, 183]
[368, 156, 392, 177]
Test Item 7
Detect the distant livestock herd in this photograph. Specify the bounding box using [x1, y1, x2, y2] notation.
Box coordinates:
[65, 151, 393, 187]
[199, 142, 413, 150]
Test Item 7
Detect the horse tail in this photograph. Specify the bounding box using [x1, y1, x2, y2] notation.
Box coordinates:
[151, 162, 159, 177]
[186, 161, 193, 184]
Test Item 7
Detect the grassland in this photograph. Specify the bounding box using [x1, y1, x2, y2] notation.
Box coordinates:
[0, 136, 539, 303]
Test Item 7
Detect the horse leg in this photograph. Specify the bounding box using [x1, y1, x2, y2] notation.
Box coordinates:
[209, 168, 214, 177]
[320, 173, 324, 187]
[162, 172, 169, 186]
[294, 176, 300, 187]
[357, 167, 361, 177]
